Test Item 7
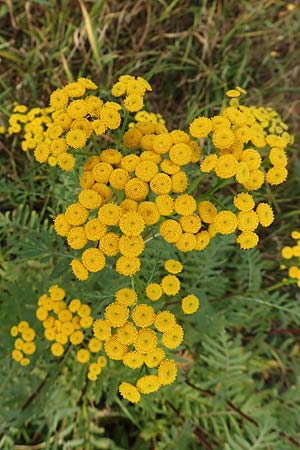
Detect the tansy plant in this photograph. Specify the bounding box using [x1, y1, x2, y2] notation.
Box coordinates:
[8, 75, 293, 403]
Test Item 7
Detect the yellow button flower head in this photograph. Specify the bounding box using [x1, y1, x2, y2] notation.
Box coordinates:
[119, 212, 145, 236]
[99, 232, 120, 256]
[105, 303, 129, 328]
[160, 159, 180, 175]
[57, 153, 75, 171]
[235, 162, 250, 184]
[236, 231, 259, 249]
[70, 259, 89, 281]
[109, 168, 130, 190]
[98, 203, 121, 226]
[66, 129, 87, 149]
[124, 95, 144, 112]
[169, 143, 192, 166]
[180, 215, 201, 233]
[67, 227, 88, 250]
[136, 375, 161, 394]
[154, 311, 176, 333]
[119, 382, 141, 403]
[135, 161, 158, 182]
[100, 104, 121, 129]
[116, 256, 141, 276]
[76, 348, 90, 364]
[182, 294, 200, 314]
[50, 88, 69, 110]
[104, 337, 127, 360]
[213, 211, 237, 235]
[150, 173, 172, 195]
[241, 149, 262, 170]
[212, 128, 235, 149]
[123, 351, 144, 369]
[215, 155, 238, 179]
[162, 324, 184, 349]
[81, 248, 105, 273]
[159, 219, 182, 243]
[174, 194, 196, 216]
[85, 219, 107, 241]
[116, 323, 137, 345]
[243, 169, 264, 191]
[132, 304, 155, 328]
[171, 171, 188, 193]
[291, 231, 300, 240]
[189, 116, 212, 138]
[65, 81, 86, 98]
[198, 201, 217, 223]
[269, 147, 287, 167]
[49, 285, 65, 301]
[119, 235, 144, 257]
[281, 246, 293, 260]
[135, 329, 158, 353]
[145, 283, 163, 301]
[51, 342, 64, 357]
[200, 154, 218, 173]
[266, 166, 288, 185]
[79, 190, 102, 209]
[144, 348, 165, 368]
[121, 154, 140, 174]
[233, 193, 255, 212]
[93, 319, 111, 341]
[256, 203, 274, 227]
[92, 162, 113, 183]
[226, 89, 241, 98]
[158, 359, 177, 385]
[115, 288, 137, 306]
[152, 133, 172, 154]
[123, 128, 142, 149]
[124, 178, 149, 201]
[176, 233, 196, 252]
[237, 211, 259, 232]
[165, 259, 183, 274]
[65, 203, 89, 226]
[155, 195, 174, 216]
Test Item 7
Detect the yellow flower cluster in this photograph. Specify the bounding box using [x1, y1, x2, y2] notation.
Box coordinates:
[10, 320, 36, 366]
[281, 231, 300, 287]
[111, 75, 152, 112]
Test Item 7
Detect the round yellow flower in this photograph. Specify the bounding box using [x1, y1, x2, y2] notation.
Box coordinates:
[123, 351, 144, 369]
[135, 161, 158, 182]
[99, 232, 120, 256]
[241, 149, 262, 170]
[100, 105, 121, 129]
[213, 211, 237, 235]
[144, 348, 165, 368]
[119, 235, 144, 257]
[169, 143, 192, 166]
[79, 190, 102, 209]
[162, 324, 184, 349]
[132, 304, 155, 328]
[116, 322, 137, 345]
[115, 288, 137, 306]
[135, 329, 158, 353]
[81, 248, 105, 273]
[85, 219, 107, 241]
[237, 211, 259, 232]
[66, 129, 87, 149]
[158, 359, 177, 385]
[236, 231, 259, 249]
[212, 128, 235, 149]
[137, 201, 160, 225]
[145, 283, 163, 301]
[171, 171, 188, 193]
[67, 227, 87, 250]
[159, 219, 182, 243]
[76, 348, 90, 364]
[121, 154, 140, 172]
[160, 159, 180, 175]
[164, 259, 183, 274]
[215, 155, 238, 179]
[198, 201, 217, 223]
[233, 193, 255, 211]
[175, 232, 196, 252]
[123, 128, 142, 149]
[150, 173, 172, 195]
[98, 203, 121, 226]
[57, 153, 75, 171]
[53, 214, 71, 237]
[179, 215, 202, 233]
[256, 203, 274, 227]
[116, 256, 141, 276]
[65, 203, 89, 226]
[124, 178, 149, 201]
[70, 330, 84, 345]
[200, 154, 218, 173]
[104, 337, 127, 360]
[266, 166, 288, 185]
[50, 88, 69, 110]
[88, 337, 102, 353]
[109, 168, 130, 190]
[105, 302, 129, 328]
[152, 133, 172, 154]
[136, 375, 161, 394]
[119, 212, 145, 236]
[174, 194, 196, 216]
[51, 342, 64, 357]
[124, 95, 144, 112]
[182, 294, 200, 314]
[269, 147, 287, 167]
[189, 116, 212, 138]
[119, 382, 141, 403]
[70, 259, 89, 281]
[235, 162, 250, 184]
[93, 319, 111, 341]
[243, 169, 264, 191]
[155, 195, 174, 216]
[161, 275, 180, 296]
[92, 162, 113, 183]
